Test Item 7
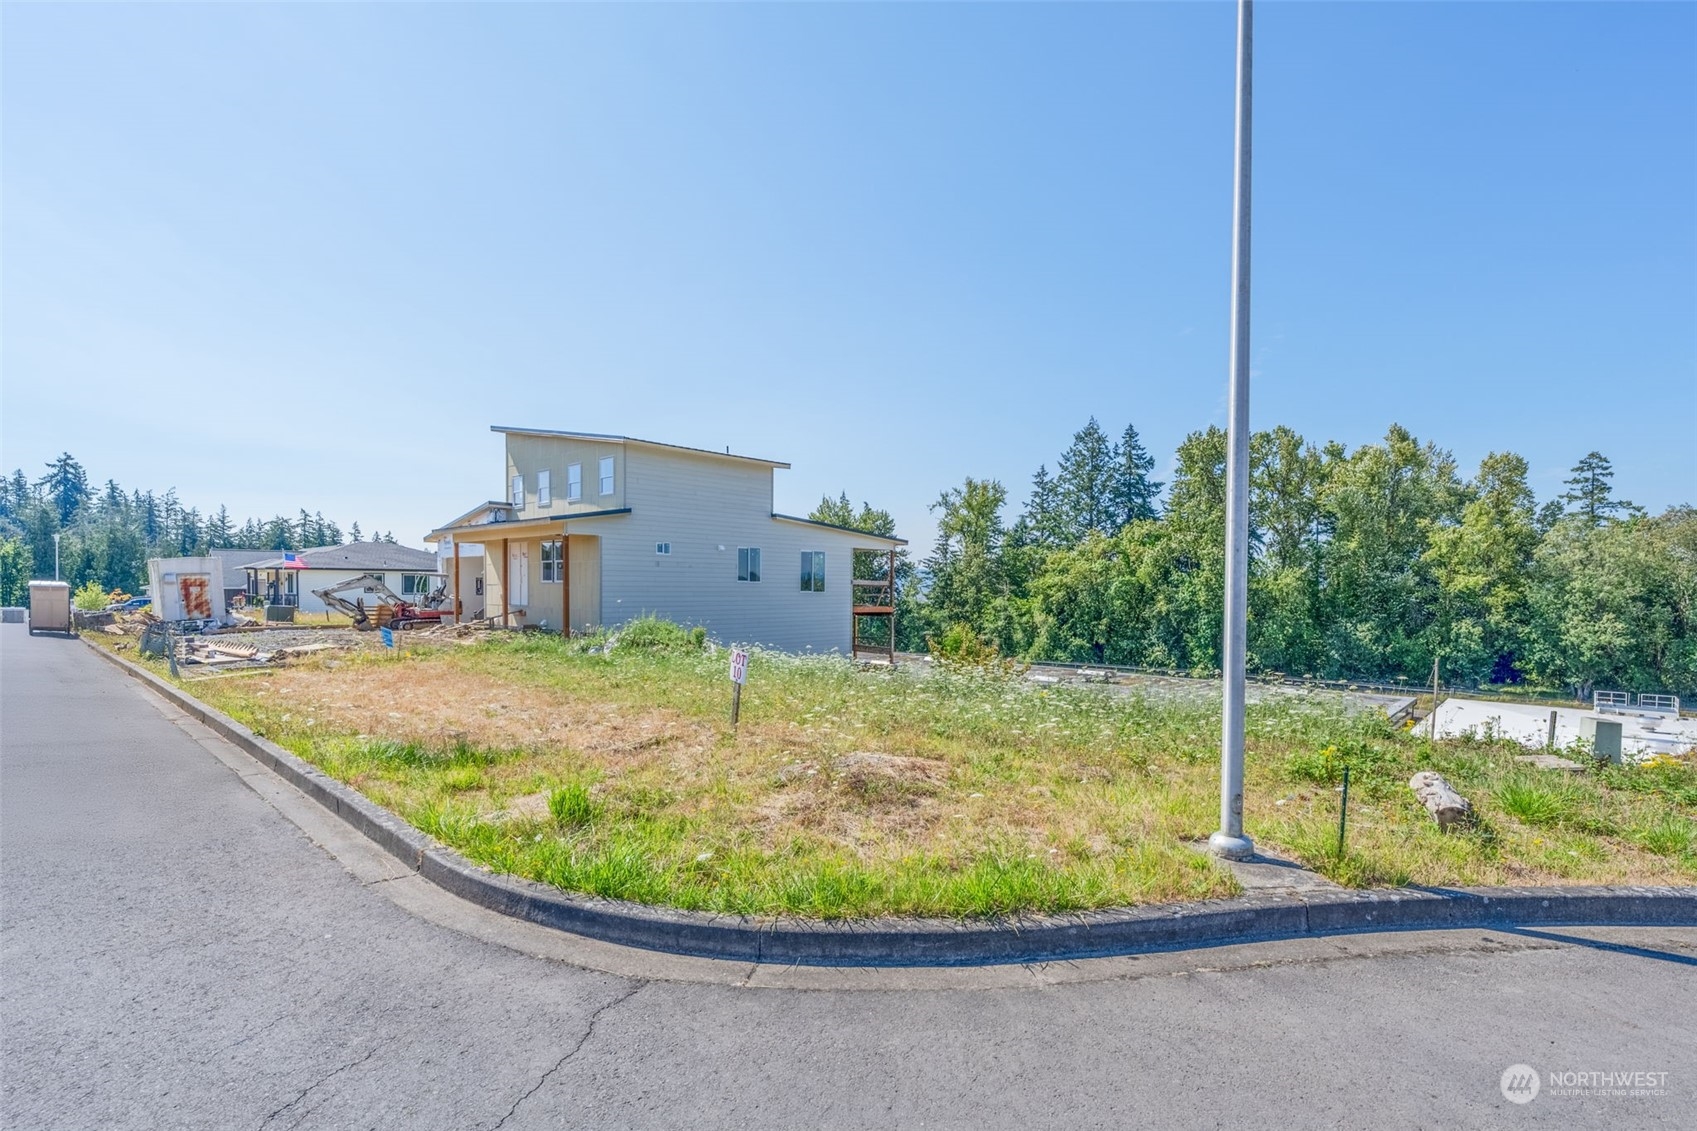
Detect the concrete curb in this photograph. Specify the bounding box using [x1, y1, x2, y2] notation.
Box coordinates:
[87, 640, 1697, 967]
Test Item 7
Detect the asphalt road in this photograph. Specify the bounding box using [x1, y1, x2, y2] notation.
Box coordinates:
[3, 623, 1693, 1129]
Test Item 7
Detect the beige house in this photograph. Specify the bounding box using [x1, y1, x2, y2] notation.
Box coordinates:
[426, 428, 904, 656]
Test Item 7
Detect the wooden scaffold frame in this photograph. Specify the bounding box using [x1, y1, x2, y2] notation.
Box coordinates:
[851, 546, 897, 664]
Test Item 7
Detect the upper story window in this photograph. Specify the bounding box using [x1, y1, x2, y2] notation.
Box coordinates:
[800, 551, 825, 592]
[656, 542, 671, 556]
[598, 456, 615, 496]
[737, 547, 761, 583]
[541, 539, 563, 583]
[510, 474, 524, 508]
[567, 463, 582, 502]
[537, 470, 551, 507]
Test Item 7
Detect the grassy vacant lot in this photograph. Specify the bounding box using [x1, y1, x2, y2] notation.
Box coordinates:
[125, 624, 1696, 919]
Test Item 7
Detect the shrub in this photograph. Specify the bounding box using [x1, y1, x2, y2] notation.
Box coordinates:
[612, 616, 707, 654]
[72, 580, 112, 611]
[1284, 739, 1401, 791]
[927, 623, 1025, 673]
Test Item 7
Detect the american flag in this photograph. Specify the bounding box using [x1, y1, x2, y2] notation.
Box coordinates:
[282, 553, 308, 569]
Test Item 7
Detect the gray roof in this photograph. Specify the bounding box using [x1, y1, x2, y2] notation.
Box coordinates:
[247, 543, 441, 573]
[209, 549, 277, 571]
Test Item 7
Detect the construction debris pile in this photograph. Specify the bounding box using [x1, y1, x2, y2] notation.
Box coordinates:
[121, 618, 373, 676]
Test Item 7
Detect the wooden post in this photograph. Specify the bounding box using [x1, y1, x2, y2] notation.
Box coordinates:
[1547, 709, 1558, 749]
[1428, 654, 1441, 738]
[561, 527, 571, 637]
[730, 682, 742, 729]
[887, 547, 897, 662]
[500, 538, 510, 626]
[453, 539, 462, 620]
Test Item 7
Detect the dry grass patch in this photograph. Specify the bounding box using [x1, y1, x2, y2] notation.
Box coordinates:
[134, 626, 1695, 920]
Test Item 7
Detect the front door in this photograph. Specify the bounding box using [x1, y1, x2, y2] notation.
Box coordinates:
[509, 543, 529, 608]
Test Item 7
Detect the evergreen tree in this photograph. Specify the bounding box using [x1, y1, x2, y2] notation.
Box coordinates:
[1, 469, 32, 519]
[37, 453, 89, 525]
[1053, 418, 1118, 541]
[99, 479, 128, 518]
[179, 507, 203, 555]
[1021, 465, 1066, 547]
[1110, 423, 1163, 525]
[206, 506, 233, 548]
[263, 516, 295, 551]
[1559, 451, 1639, 527]
[349, 522, 363, 542]
[135, 491, 161, 543]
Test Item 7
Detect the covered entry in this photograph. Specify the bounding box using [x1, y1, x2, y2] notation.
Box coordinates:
[433, 519, 602, 635]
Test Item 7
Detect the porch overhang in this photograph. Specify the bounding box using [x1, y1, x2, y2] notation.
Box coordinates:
[425, 507, 633, 545]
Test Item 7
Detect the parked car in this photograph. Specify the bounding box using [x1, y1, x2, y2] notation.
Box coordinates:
[106, 596, 152, 612]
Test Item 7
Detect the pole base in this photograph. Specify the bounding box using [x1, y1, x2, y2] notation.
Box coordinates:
[1208, 831, 1255, 861]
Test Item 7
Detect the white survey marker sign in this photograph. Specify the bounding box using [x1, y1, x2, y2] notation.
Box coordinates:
[729, 648, 749, 686]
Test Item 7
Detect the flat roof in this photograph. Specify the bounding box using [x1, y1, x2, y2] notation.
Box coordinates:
[491, 426, 791, 469]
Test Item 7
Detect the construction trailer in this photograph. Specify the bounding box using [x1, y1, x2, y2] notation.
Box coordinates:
[27, 581, 74, 636]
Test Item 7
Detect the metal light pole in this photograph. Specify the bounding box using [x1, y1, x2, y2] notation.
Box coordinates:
[1209, 0, 1255, 861]
[53, 533, 62, 582]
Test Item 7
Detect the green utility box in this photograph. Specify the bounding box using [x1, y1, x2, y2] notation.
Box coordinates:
[1579, 716, 1623, 764]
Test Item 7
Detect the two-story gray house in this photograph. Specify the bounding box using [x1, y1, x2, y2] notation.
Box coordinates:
[426, 427, 904, 656]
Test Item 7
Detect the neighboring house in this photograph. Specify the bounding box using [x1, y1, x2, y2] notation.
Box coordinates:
[208, 549, 276, 609]
[244, 543, 445, 615]
[426, 427, 905, 656]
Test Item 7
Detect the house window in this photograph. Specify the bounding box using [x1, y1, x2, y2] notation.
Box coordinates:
[800, 551, 825, 592]
[537, 470, 551, 507]
[737, 547, 761, 583]
[598, 456, 615, 496]
[567, 463, 582, 502]
[475, 577, 484, 596]
[511, 474, 524, 508]
[541, 539, 563, 583]
[401, 574, 435, 596]
[656, 542, 671, 556]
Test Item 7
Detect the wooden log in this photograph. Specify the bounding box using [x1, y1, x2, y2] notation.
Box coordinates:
[1409, 771, 1472, 832]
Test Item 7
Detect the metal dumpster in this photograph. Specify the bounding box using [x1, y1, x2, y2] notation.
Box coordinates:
[27, 581, 74, 636]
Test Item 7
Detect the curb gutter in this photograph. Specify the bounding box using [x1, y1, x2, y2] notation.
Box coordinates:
[88, 640, 1697, 967]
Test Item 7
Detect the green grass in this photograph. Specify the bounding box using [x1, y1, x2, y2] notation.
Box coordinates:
[1494, 778, 1581, 828]
[97, 629, 1697, 919]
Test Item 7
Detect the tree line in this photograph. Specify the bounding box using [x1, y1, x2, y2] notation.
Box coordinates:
[0, 453, 397, 605]
[816, 420, 1695, 699]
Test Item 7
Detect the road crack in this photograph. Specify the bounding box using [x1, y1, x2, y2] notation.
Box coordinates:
[260, 1043, 380, 1127]
[489, 982, 646, 1130]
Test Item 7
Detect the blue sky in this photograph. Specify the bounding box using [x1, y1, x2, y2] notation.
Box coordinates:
[4, 1, 1693, 552]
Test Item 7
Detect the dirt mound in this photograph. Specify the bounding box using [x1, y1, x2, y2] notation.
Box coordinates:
[831, 752, 948, 798]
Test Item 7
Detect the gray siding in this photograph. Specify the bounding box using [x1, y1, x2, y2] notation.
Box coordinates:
[575, 448, 865, 653]
[477, 436, 897, 653]
[505, 434, 626, 516]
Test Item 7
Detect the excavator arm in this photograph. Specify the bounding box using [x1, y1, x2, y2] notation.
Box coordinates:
[311, 573, 407, 628]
